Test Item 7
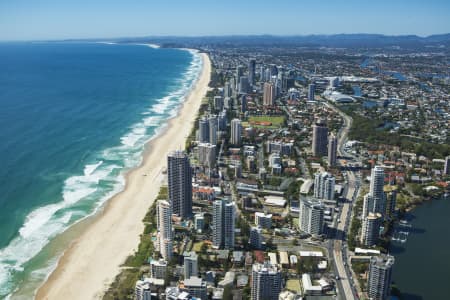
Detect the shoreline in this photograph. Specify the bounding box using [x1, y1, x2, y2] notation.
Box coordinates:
[35, 51, 211, 300]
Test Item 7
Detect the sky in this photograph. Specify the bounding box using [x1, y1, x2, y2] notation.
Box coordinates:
[0, 0, 449, 41]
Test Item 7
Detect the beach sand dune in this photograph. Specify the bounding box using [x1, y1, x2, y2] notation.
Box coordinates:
[36, 53, 211, 300]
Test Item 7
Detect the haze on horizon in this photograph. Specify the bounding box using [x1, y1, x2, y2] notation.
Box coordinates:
[0, 0, 449, 41]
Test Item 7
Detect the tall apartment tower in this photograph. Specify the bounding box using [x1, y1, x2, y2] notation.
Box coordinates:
[249, 226, 263, 249]
[384, 187, 397, 220]
[251, 262, 282, 300]
[236, 65, 244, 89]
[157, 200, 173, 260]
[444, 155, 450, 175]
[314, 172, 336, 201]
[183, 251, 198, 280]
[241, 94, 247, 114]
[167, 151, 192, 219]
[328, 133, 338, 166]
[367, 255, 395, 300]
[239, 76, 249, 94]
[198, 116, 209, 143]
[263, 82, 275, 106]
[308, 83, 315, 101]
[198, 143, 216, 169]
[230, 118, 242, 146]
[370, 166, 386, 216]
[299, 198, 324, 235]
[312, 119, 328, 157]
[212, 199, 235, 249]
[360, 212, 382, 247]
[208, 115, 218, 145]
[248, 58, 256, 85]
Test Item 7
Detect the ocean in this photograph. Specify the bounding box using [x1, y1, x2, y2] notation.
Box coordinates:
[0, 42, 202, 298]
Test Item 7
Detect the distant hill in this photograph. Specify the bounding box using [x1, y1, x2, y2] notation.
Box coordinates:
[116, 33, 450, 49]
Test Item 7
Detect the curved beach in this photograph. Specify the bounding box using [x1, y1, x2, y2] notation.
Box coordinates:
[36, 52, 211, 300]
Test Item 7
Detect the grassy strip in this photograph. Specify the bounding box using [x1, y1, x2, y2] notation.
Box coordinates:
[103, 187, 167, 300]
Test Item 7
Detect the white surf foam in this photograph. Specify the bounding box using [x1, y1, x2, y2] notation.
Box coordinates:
[0, 48, 203, 299]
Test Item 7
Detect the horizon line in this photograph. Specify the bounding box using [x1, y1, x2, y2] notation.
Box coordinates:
[1, 32, 450, 43]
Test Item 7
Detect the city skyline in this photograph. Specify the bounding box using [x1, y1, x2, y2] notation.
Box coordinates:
[0, 0, 449, 41]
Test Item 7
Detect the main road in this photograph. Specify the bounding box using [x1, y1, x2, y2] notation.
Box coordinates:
[326, 101, 360, 300]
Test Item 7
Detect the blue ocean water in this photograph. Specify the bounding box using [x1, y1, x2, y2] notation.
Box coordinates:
[0, 42, 202, 298]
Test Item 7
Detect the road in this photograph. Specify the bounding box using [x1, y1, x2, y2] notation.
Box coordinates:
[325, 101, 360, 300]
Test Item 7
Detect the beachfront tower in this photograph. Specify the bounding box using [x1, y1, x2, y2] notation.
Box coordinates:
[367, 255, 395, 300]
[168, 151, 192, 219]
[198, 116, 209, 143]
[312, 119, 328, 157]
[208, 115, 218, 145]
[157, 200, 173, 260]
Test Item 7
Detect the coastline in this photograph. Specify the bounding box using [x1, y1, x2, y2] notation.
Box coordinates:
[35, 51, 211, 300]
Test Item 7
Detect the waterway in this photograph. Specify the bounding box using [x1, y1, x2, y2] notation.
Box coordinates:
[390, 196, 450, 299]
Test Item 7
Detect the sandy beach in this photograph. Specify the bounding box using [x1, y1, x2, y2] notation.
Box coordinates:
[36, 52, 211, 300]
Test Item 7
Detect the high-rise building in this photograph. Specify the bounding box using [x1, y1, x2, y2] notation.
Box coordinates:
[299, 198, 324, 235]
[328, 133, 338, 166]
[360, 212, 381, 247]
[198, 116, 209, 143]
[150, 259, 168, 279]
[213, 95, 223, 112]
[254, 212, 272, 229]
[384, 187, 397, 220]
[241, 94, 247, 114]
[369, 166, 386, 216]
[239, 76, 249, 94]
[230, 118, 242, 146]
[168, 151, 192, 219]
[224, 82, 232, 98]
[367, 255, 395, 300]
[135, 279, 153, 300]
[194, 213, 204, 232]
[312, 119, 328, 157]
[212, 198, 235, 249]
[183, 251, 198, 279]
[308, 83, 315, 101]
[248, 58, 256, 85]
[157, 200, 173, 259]
[362, 194, 375, 219]
[263, 82, 275, 106]
[160, 238, 173, 261]
[251, 262, 282, 300]
[314, 172, 335, 201]
[198, 143, 216, 168]
[249, 226, 263, 249]
[183, 277, 207, 300]
[208, 115, 218, 145]
[218, 110, 227, 131]
[444, 155, 450, 175]
[236, 65, 244, 89]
